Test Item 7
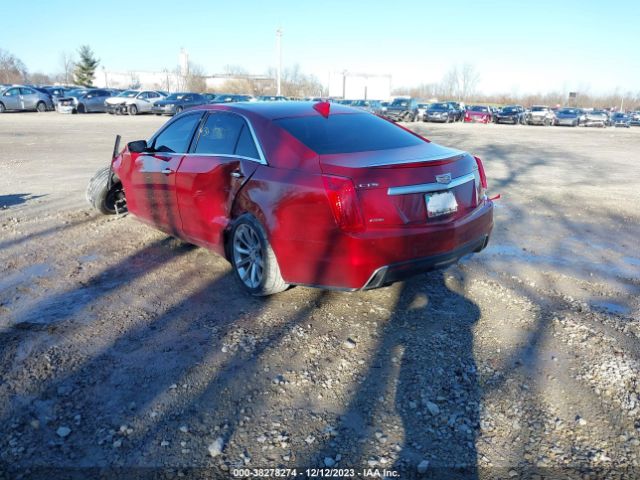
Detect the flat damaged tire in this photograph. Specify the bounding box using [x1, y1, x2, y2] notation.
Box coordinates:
[86, 166, 127, 215]
[230, 215, 288, 296]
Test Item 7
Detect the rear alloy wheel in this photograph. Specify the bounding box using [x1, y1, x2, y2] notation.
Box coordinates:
[77, 103, 86, 113]
[128, 104, 138, 116]
[36, 101, 47, 112]
[86, 166, 127, 215]
[231, 215, 288, 296]
[0, 102, 5, 113]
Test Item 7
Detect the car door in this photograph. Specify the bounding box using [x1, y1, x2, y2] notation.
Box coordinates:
[127, 111, 204, 235]
[19, 87, 39, 110]
[176, 111, 263, 254]
[1, 87, 21, 110]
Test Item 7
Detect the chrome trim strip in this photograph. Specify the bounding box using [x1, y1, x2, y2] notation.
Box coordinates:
[387, 172, 476, 196]
[183, 153, 266, 163]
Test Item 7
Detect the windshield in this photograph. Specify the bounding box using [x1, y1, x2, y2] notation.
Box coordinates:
[502, 107, 517, 113]
[166, 94, 186, 101]
[429, 103, 448, 111]
[469, 106, 489, 112]
[117, 90, 139, 98]
[351, 100, 370, 107]
[275, 113, 423, 155]
[391, 99, 409, 107]
[558, 108, 578, 114]
[531, 106, 547, 112]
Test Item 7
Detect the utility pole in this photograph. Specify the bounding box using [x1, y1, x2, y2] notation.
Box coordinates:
[276, 28, 283, 95]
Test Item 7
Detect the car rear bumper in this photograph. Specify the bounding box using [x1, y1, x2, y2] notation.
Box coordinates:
[57, 105, 75, 114]
[363, 234, 489, 289]
[151, 106, 175, 115]
[496, 117, 518, 123]
[284, 200, 494, 290]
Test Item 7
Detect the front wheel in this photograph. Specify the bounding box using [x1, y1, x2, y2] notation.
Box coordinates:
[86, 166, 127, 215]
[36, 101, 47, 113]
[230, 215, 288, 296]
[175, 106, 183, 114]
[0, 102, 5, 113]
[128, 104, 138, 115]
[77, 103, 85, 114]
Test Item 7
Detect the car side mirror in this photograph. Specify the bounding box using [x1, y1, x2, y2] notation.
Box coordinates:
[128, 140, 148, 153]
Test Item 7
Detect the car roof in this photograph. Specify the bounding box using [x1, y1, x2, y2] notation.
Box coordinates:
[191, 101, 359, 120]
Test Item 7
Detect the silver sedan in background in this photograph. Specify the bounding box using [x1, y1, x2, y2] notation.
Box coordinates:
[0, 85, 54, 113]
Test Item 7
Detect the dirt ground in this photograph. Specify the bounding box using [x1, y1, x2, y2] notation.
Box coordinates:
[1, 112, 639, 479]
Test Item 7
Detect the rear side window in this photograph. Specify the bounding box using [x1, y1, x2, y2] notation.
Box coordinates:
[152, 113, 202, 153]
[235, 125, 260, 159]
[275, 113, 423, 154]
[191, 112, 261, 159]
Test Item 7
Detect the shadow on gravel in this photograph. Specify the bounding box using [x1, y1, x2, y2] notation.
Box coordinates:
[0, 213, 95, 251]
[0, 193, 46, 209]
[300, 271, 482, 478]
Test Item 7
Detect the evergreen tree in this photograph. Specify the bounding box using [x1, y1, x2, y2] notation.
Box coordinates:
[73, 45, 99, 86]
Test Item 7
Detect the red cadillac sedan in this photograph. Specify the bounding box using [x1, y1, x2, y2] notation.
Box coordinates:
[87, 102, 494, 295]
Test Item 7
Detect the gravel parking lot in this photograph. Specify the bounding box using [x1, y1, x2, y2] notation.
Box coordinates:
[1, 113, 639, 478]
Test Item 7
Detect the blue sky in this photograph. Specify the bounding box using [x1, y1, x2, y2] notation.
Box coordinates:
[1, 0, 638, 94]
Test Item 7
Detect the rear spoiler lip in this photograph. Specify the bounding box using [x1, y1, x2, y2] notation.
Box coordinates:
[366, 151, 465, 167]
[319, 145, 467, 169]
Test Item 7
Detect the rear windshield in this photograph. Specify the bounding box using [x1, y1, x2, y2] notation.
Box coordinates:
[275, 113, 424, 154]
[469, 106, 489, 112]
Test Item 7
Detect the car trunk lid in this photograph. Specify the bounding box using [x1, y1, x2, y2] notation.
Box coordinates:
[319, 143, 481, 228]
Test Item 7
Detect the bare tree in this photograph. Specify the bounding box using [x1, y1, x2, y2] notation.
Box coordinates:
[0, 49, 28, 84]
[459, 63, 480, 101]
[29, 72, 52, 85]
[128, 72, 141, 89]
[185, 62, 207, 92]
[59, 52, 75, 85]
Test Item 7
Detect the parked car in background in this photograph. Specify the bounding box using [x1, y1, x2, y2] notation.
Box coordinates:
[525, 105, 555, 126]
[384, 97, 418, 122]
[212, 94, 254, 103]
[256, 95, 289, 101]
[151, 92, 207, 116]
[629, 112, 640, 126]
[446, 101, 465, 122]
[464, 105, 492, 123]
[416, 103, 430, 121]
[351, 99, 384, 115]
[0, 85, 54, 112]
[583, 110, 609, 127]
[87, 101, 494, 295]
[105, 90, 139, 114]
[554, 107, 583, 127]
[58, 89, 114, 113]
[44, 86, 68, 108]
[123, 90, 166, 115]
[494, 105, 525, 124]
[424, 102, 457, 123]
[611, 112, 631, 128]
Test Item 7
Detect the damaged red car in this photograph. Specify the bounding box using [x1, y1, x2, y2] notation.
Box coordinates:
[87, 102, 494, 295]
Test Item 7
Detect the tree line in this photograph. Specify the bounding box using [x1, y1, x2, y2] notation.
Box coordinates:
[1, 47, 637, 108]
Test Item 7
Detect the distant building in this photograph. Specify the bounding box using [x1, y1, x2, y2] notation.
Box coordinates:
[328, 72, 392, 100]
[94, 69, 273, 93]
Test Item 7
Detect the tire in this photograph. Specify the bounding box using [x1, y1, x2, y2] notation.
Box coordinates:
[86, 166, 127, 215]
[0, 102, 5, 113]
[77, 103, 86, 114]
[175, 106, 183, 114]
[36, 101, 47, 113]
[230, 215, 288, 296]
[128, 104, 138, 116]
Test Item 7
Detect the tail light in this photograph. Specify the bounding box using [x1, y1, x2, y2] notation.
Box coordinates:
[474, 156, 488, 202]
[322, 175, 365, 232]
[464, 112, 470, 121]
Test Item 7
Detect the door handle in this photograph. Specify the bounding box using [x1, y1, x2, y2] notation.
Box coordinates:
[230, 171, 244, 179]
[161, 168, 173, 175]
